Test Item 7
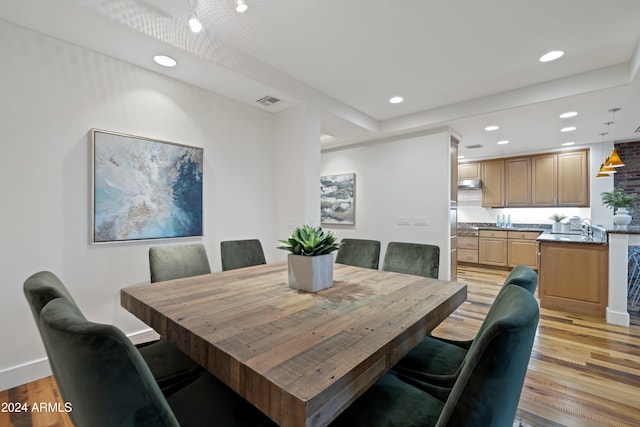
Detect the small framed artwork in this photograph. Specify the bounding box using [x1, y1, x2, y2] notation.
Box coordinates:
[91, 129, 203, 243]
[321, 173, 355, 225]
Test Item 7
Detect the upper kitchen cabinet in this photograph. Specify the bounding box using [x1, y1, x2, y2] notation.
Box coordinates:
[531, 154, 558, 206]
[458, 162, 481, 181]
[481, 160, 505, 207]
[505, 158, 531, 206]
[478, 149, 589, 208]
[558, 150, 589, 206]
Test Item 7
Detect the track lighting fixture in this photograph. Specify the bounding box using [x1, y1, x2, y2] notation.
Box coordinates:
[236, 0, 248, 13]
[188, 16, 202, 32]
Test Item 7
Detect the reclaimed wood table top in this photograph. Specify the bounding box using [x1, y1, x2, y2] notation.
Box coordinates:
[121, 262, 467, 427]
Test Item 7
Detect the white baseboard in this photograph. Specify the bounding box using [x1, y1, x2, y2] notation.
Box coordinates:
[0, 328, 159, 391]
[0, 357, 51, 391]
[127, 327, 160, 345]
[606, 307, 630, 327]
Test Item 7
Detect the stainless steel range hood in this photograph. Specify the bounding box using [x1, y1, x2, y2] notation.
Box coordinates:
[457, 179, 482, 190]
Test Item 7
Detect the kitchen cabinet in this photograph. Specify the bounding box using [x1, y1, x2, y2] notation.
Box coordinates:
[476, 230, 540, 269]
[478, 230, 508, 266]
[481, 160, 504, 207]
[507, 231, 540, 269]
[538, 240, 607, 317]
[505, 158, 531, 206]
[480, 149, 588, 207]
[558, 150, 589, 206]
[458, 162, 481, 181]
[458, 236, 479, 263]
[531, 154, 557, 206]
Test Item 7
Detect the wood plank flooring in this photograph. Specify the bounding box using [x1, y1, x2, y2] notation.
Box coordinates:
[2, 265, 639, 427]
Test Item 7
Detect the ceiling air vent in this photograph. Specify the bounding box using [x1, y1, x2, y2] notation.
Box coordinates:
[256, 95, 281, 107]
[464, 144, 485, 149]
[634, 125, 640, 133]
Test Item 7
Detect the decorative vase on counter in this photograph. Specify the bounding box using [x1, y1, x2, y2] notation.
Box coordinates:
[551, 222, 562, 233]
[613, 208, 632, 228]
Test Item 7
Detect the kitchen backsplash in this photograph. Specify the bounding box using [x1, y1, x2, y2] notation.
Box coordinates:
[458, 191, 591, 225]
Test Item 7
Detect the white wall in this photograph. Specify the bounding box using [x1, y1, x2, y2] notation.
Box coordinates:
[0, 20, 278, 389]
[321, 130, 453, 279]
[272, 105, 322, 260]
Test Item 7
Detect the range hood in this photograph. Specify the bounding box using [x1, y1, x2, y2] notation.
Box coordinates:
[458, 179, 482, 190]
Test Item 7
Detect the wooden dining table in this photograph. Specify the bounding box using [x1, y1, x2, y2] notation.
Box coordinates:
[121, 261, 467, 427]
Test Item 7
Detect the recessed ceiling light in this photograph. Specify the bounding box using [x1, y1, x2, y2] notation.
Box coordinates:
[561, 126, 576, 132]
[497, 140, 510, 145]
[389, 96, 404, 104]
[484, 125, 499, 131]
[539, 50, 564, 62]
[188, 17, 203, 33]
[458, 155, 465, 159]
[562, 142, 575, 146]
[153, 55, 177, 67]
[559, 111, 578, 119]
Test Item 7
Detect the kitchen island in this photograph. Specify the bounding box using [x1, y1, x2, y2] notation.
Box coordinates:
[537, 229, 608, 318]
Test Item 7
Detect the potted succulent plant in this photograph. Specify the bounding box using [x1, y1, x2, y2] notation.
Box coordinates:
[278, 225, 340, 292]
[548, 213, 567, 233]
[601, 187, 638, 228]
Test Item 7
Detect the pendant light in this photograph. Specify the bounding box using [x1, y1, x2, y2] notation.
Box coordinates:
[603, 108, 625, 168]
[596, 131, 616, 178]
[187, 0, 202, 33]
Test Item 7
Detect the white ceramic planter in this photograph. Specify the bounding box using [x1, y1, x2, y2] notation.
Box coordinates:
[613, 207, 632, 229]
[288, 253, 334, 292]
[551, 222, 562, 233]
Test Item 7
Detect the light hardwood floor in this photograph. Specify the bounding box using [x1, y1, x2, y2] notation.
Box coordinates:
[1, 265, 639, 427]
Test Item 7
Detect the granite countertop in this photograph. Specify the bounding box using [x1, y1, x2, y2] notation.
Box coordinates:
[599, 225, 640, 235]
[477, 225, 547, 232]
[536, 230, 608, 245]
[458, 222, 549, 232]
[458, 222, 609, 244]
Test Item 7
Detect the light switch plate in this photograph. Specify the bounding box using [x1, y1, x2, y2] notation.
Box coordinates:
[397, 216, 411, 225]
[414, 216, 428, 226]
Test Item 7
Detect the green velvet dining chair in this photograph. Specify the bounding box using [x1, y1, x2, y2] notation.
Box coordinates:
[382, 242, 440, 278]
[149, 243, 212, 282]
[38, 297, 275, 427]
[24, 271, 202, 395]
[392, 265, 538, 388]
[220, 239, 267, 271]
[335, 238, 381, 270]
[330, 284, 539, 427]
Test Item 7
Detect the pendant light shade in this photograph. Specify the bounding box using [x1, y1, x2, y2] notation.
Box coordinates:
[596, 161, 617, 177]
[595, 109, 624, 178]
[604, 147, 625, 168]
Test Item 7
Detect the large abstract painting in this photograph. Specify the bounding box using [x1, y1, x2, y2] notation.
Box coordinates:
[321, 173, 355, 225]
[91, 129, 203, 243]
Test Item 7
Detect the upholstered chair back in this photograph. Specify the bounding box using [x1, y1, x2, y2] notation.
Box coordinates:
[335, 238, 381, 270]
[39, 298, 180, 427]
[382, 242, 440, 279]
[220, 239, 266, 271]
[436, 285, 539, 426]
[149, 243, 211, 282]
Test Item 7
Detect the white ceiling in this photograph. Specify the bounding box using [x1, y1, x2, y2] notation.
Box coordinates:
[2, 0, 640, 159]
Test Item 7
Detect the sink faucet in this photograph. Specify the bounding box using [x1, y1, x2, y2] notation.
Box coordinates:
[582, 218, 593, 238]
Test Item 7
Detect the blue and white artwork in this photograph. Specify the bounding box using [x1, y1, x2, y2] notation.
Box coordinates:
[321, 173, 355, 225]
[92, 129, 203, 243]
